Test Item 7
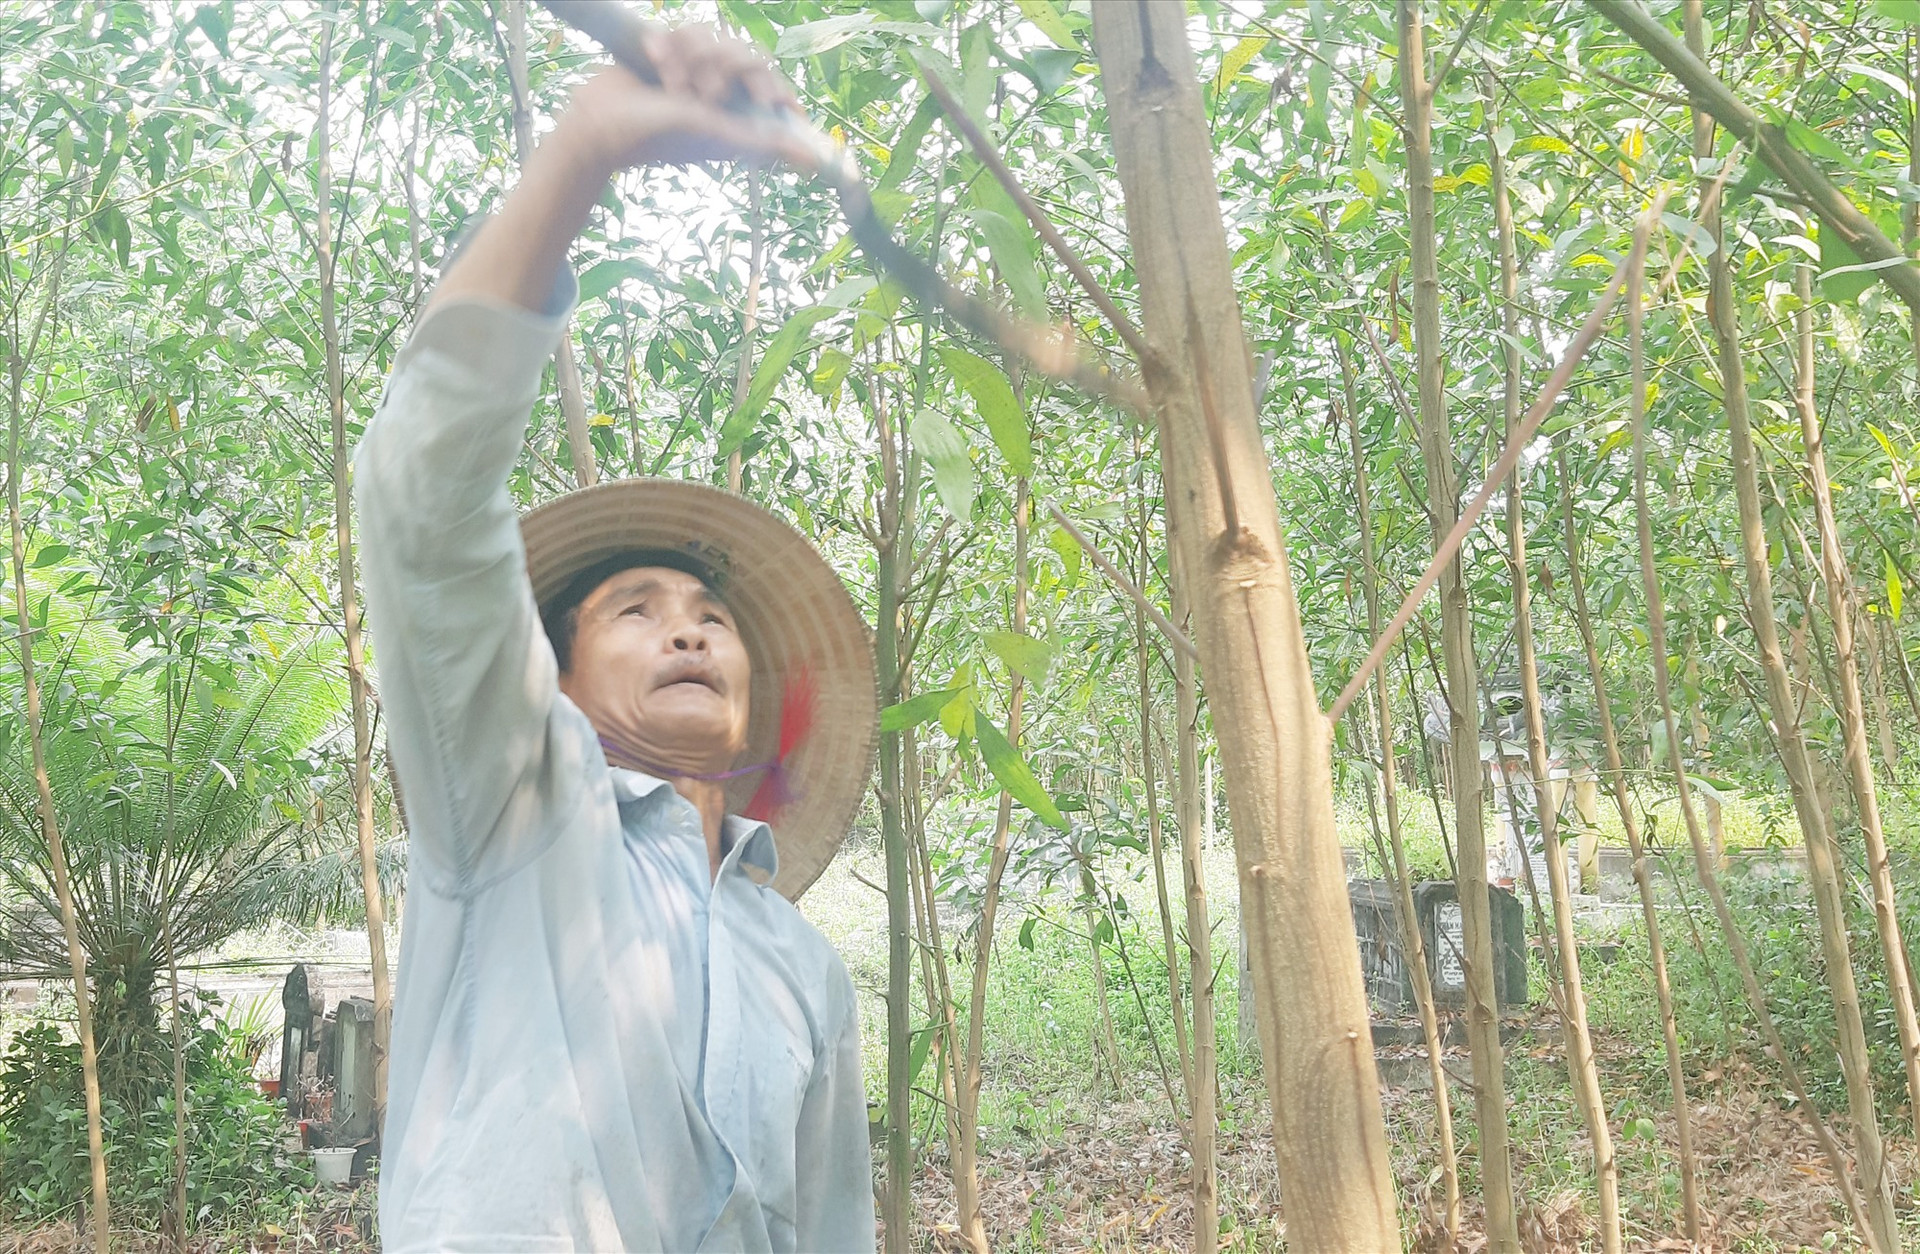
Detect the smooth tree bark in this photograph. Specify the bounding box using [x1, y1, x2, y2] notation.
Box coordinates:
[1093, 5, 1398, 1246]
[1076, 854, 1125, 1089]
[905, 716, 965, 1177]
[1625, 223, 1884, 1250]
[1135, 431, 1193, 1101]
[6, 247, 109, 1254]
[1790, 260, 1920, 1134]
[1334, 309, 1460, 1237]
[1398, 5, 1517, 1246]
[870, 352, 915, 1254]
[162, 905, 187, 1250]
[1169, 571, 1218, 1252]
[724, 179, 764, 493]
[318, 4, 394, 1128]
[1486, 95, 1620, 1253]
[1558, 448, 1701, 1239]
[506, 0, 598, 488]
[955, 475, 1029, 1253]
[1669, 5, 1900, 1236]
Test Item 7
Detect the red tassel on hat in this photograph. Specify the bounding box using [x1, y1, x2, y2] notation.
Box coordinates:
[744, 667, 816, 822]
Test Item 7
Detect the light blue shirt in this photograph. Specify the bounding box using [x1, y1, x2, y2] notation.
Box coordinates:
[355, 285, 874, 1252]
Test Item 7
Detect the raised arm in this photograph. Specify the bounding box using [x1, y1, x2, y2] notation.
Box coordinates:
[430, 30, 814, 317]
[355, 28, 812, 886]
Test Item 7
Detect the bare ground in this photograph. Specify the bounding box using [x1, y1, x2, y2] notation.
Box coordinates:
[2, 1047, 1904, 1252]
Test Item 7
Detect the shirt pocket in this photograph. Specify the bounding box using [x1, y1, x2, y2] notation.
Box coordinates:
[746, 1036, 815, 1225]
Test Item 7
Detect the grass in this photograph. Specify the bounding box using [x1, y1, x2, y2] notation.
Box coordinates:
[798, 779, 1920, 1250]
[8, 777, 1917, 1249]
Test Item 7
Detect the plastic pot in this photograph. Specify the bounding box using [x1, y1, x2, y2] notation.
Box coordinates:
[312, 1146, 356, 1187]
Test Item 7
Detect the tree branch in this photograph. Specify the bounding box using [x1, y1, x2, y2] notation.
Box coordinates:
[1594, 0, 1920, 311]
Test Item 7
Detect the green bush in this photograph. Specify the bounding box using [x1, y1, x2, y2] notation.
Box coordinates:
[1587, 858, 1917, 1123]
[0, 995, 310, 1229]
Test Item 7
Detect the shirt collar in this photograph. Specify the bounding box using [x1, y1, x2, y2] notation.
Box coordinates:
[608, 766, 780, 883]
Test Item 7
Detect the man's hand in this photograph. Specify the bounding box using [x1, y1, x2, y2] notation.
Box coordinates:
[554, 26, 817, 175]
[430, 26, 809, 316]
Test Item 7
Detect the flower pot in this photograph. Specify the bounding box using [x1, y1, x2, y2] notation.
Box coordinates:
[259, 1078, 281, 1099]
[312, 1146, 356, 1187]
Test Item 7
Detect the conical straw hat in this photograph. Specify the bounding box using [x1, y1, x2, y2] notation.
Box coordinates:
[521, 478, 876, 900]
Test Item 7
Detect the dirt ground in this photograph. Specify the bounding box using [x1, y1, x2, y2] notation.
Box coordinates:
[903, 1064, 1895, 1252]
[2, 1040, 1903, 1252]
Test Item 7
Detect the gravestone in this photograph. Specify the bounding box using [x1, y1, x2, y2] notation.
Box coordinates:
[1595, 845, 1635, 901]
[1414, 880, 1527, 1007]
[329, 997, 378, 1146]
[280, 964, 324, 1118]
[1348, 879, 1412, 1013]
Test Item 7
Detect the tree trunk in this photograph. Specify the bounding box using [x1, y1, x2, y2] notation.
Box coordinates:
[724, 179, 763, 494]
[6, 247, 109, 1254]
[1092, 6, 1398, 1246]
[1671, 8, 1900, 1239]
[1202, 750, 1214, 854]
[319, 3, 394, 1132]
[506, 0, 597, 488]
[1487, 95, 1620, 1252]
[905, 719, 963, 1175]
[1170, 582, 1218, 1254]
[1864, 615, 1898, 771]
[1626, 215, 1884, 1249]
[872, 353, 914, 1254]
[1558, 449, 1701, 1239]
[1334, 295, 1459, 1240]
[1077, 858, 1125, 1089]
[1397, 5, 1517, 1246]
[955, 477, 1028, 1253]
[163, 895, 187, 1250]
[1790, 262, 1920, 1136]
[1136, 433, 1192, 1102]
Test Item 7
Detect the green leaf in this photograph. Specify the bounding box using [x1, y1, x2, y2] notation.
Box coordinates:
[1048, 525, 1082, 587]
[1018, 917, 1037, 950]
[877, 96, 936, 194]
[1513, 135, 1572, 156]
[967, 207, 1046, 318]
[938, 688, 976, 742]
[975, 711, 1065, 827]
[1661, 212, 1718, 259]
[909, 407, 976, 525]
[1782, 116, 1849, 167]
[1213, 34, 1268, 94]
[1014, 0, 1080, 49]
[880, 687, 960, 733]
[907, 1024, 935, 1087]
[775, 14, 941, 58]
[938, 346, 1030, 476]
[1818, 229, 1876, 303]
[30, 544, 70, 568]
[1889, 551, 1904, 620]
[578, 258, 656, 303]
[1869, 423, 1901, 465]
[983, 630, 1052, 685]
[718, 306, 836, 455]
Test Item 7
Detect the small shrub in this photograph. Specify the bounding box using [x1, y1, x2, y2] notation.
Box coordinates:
[0, 995, 310, 1230]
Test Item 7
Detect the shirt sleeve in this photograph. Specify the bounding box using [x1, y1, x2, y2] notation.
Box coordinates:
[792, 978, 876, 1253]
[353, 277, 580, 890]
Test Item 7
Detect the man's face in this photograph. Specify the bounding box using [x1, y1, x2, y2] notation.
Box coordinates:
[557, 565, 752, 775]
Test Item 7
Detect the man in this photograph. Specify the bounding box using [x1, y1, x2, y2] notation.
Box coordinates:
[355, 26, 878, 1252]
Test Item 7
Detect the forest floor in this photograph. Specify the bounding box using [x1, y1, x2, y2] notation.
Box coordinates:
[0, 1039, 1895, 1253]
[5, 802, 1911, 1251]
